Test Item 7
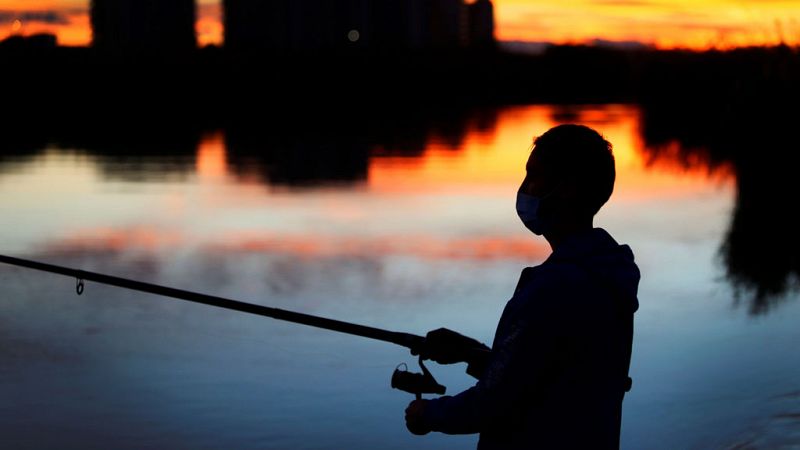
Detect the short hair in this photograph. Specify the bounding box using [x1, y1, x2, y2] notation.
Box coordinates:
[532, 124, 615, 216]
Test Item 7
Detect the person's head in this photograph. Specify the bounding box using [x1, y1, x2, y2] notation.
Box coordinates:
[517, 124, 615, 239]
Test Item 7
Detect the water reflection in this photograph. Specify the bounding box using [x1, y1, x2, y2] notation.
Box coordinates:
[2, 104, 799, 449]
[1, 103, 733, 292]
[1, 121, 201, 182]
[640, 71, 800, 313]
[224, 121, 370, 186]
[222, 107, 503, 187]
[0, 107, 501, 188]
[2, 101, 790, 312]
[0, 104, 748, 287]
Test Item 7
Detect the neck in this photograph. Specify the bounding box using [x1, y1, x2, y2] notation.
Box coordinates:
[544, 219, 594, 251]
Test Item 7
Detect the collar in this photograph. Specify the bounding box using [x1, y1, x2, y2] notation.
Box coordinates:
[545, 227, 619, 264]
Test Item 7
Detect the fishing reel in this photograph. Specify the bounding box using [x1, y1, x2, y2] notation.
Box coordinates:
[391, 356, 446, 400]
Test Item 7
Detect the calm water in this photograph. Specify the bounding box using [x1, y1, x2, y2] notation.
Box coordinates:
[1, 104, 799, 449]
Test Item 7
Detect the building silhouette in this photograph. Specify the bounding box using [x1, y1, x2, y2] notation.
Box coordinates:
[224, 0, 360, 52]
[223, 0, 495, 53]
[427, 0, 465, 48]
[367, 0, 423, 50]
[91, 0, 196, 53]
[467, 0, 495, 49]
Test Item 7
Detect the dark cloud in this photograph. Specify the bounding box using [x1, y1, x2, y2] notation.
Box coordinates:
[0, 10, 71, 25]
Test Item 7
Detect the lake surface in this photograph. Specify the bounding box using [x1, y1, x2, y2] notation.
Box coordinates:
[1, 104, 799, 449]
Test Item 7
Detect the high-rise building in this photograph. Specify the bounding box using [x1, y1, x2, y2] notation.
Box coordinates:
[365, 0, 424, 50]
[223, 0, 289, 52]
[225, 0, 362, 52]
[468, 0, 495, 49]
[91, 0, 196, 53]
[426, 0, 465, 49]
[223, 0, 494, 53]
[286, 0, 338, 51]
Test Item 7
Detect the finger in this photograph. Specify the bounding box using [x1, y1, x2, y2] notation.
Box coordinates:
[426, 328, 445, 339]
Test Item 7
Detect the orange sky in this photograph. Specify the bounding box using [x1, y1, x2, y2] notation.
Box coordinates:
[0, 0, 798, 49]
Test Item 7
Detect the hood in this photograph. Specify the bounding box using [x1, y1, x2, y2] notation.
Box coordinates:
[547, 228, 640, 313]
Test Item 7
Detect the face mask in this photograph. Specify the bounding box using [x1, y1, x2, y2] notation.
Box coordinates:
[516, 191, 549, 236]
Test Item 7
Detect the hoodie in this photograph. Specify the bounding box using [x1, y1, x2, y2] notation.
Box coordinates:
[422, 227, 640, 450]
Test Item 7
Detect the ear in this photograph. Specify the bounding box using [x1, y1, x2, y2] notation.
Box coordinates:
[557, 180, 591, 216]
[559, 178, 582, 202]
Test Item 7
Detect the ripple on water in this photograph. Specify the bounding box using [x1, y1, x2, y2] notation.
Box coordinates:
[726, 391, 800, 449]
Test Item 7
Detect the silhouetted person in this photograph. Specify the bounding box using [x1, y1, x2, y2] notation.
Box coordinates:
[405, 124, 640, 449]
[467, 0, 495, 49]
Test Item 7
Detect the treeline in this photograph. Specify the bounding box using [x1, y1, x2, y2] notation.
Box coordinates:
[1, 41, 798, 119]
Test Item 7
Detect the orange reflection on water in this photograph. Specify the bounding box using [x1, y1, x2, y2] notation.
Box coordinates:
[196, 131, 228, 180]
[369, 107, 551, 193]
[42, 227, 549, 262]
[19, 104, 734, 266]
[214, 233, 550, 262]
[368, 105, 733, 199]
[48, 226, 185, 253]
[196, 2, 223, 47]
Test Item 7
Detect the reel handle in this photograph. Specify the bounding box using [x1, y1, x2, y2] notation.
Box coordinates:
[391, 356, 446, 398]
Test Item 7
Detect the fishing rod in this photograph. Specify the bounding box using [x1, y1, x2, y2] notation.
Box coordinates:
[0, 254, 485, 398]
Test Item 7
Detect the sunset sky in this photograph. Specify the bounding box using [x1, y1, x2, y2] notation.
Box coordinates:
[0, 0, 799, 49]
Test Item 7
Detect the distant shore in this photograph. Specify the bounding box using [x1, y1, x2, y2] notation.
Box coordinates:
[2, 42, 798, 169]
[1, 43, 797, 118]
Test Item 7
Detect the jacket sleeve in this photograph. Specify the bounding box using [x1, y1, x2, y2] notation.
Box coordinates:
[421, 274, 566, 435]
